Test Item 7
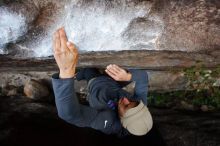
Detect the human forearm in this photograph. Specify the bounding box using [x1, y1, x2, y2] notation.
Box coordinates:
[52, 73, 99, 127]
[52, 73, 81, 123]
[128, 69, 148, 105]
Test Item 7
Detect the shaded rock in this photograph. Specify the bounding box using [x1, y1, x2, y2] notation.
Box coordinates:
[74, 80, 87, 93]
[6, 88, 18, 97]
[180, 101, 195, 111]
[0, 71, 55, 87]
[151, 108, 220, 146]
[24, 79, 50, 100]
[0, 70, 200, 92]
[0, 93, 220, 146]
[122, 81, 135, 96]
[2, 85, 19, 96]
[201, 105, 209, 112]
[148, 71, 187, 91]
[79, 87, 87, 95]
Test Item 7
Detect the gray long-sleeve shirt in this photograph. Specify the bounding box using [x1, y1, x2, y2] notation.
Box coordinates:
[52, 70, 148, 137]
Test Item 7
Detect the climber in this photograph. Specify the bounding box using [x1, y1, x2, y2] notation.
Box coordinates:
[51, 27, 153, 137]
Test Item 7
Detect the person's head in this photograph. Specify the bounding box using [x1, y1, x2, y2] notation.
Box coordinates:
[118, 97, 153, 136]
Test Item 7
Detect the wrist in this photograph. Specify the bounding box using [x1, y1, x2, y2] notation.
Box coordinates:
[59, 69, 76, 79]
[126, 72, 132, 81]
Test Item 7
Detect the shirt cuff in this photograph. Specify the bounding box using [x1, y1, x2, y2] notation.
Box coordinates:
[52, 73, 76, 80]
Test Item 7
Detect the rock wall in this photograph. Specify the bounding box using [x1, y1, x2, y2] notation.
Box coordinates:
[0, 0, 219, 91]
[0, 70, 187, 92]
[0, 0, 219, 57]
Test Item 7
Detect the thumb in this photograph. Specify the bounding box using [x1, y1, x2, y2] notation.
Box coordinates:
[67, 41, 78, 54]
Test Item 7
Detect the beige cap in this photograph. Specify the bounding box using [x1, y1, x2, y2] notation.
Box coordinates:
[120, 101, 153, 136]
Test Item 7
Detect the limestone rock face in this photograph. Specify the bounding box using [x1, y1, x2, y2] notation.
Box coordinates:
[24, 79, 50, 100]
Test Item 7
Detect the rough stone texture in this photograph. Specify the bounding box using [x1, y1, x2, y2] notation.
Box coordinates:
[0, 49, 220, 71]
[2, 1, 39, 25]
[0, 0, 219, 57]
[23, 79, 50, 100]
[0, 0, 66, 57]
[1, 85, 19, 96]
[200, 105, 209, 112]
[0, 70, 188, 92]
[148, 71, 187, 91]
[0, 71, 55, 87]
[0, 0, 219, 80]
[157, 0, 220, 52]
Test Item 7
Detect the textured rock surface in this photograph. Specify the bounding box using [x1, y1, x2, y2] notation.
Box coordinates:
[0, 0, 219, 82]
[1, 85, 19, 96]
[23, 79, 50, 100]
[0, 0, 219, 57]
[0, 70, 187, 91]
[157, 0, 220, 52]
[0, 49, 220, 72]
